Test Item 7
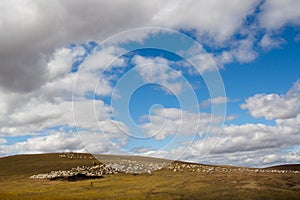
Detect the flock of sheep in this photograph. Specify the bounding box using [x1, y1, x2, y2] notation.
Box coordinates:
[29, 153, 299, 180]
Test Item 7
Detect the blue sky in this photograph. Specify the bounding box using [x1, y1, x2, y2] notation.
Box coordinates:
[0, 0, 299, 167]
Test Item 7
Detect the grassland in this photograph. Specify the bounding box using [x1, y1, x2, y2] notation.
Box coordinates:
[1, 153, 300, 199]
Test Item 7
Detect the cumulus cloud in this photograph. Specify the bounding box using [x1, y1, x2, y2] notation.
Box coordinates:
[82, 46, 126, 72]
[152, 0, 260, 42]
[140, 108, 222, 140]
[47, 47, 84, 81]
[0, 0, 297, 95]
[259, 34, 286, 50]
[0, 0, 299, 167]
[256, 0, 300, 52]
[241, 81, 300, 120]
[0, 132, 84, 156]
[137, 82, 300, 167]
[132, 55, 184, 95]
[179, 113, 300, 167]
[259, 0, 300, 30]
[177, 44, 219, 73]
[0, 0, 157, 93]
[0, 40, 129, 136]
[0, 0, 272, 94]
[0, 98, 110, 137]
[213, 121, 300, 154]
[198, 149, 300, 167]
[230, 37, 258, 63]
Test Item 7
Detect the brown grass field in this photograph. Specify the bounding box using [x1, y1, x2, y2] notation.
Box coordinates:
[1, 153, 300, 199]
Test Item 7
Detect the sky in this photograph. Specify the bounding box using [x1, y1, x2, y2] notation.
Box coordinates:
[0, 0, 299, 167]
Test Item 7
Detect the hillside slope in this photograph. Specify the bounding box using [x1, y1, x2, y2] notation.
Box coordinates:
[1, 153, 300, 200]
[0, 153, 100, 177]
[265, 164, 300, 171]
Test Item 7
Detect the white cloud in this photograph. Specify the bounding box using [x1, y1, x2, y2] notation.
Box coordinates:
[179, 113, 300, 167]
[152, 0, 260, 42]
[132, 55, 183, 95]
[0, 97, 112, 137]
[201, 96, 230, 108]
[0, 132, 84, 156]
[135, 83, 300, 167]
[47, 47, 84, 81]
[214, 51, 234, 67]
[0, 0, 158, 93]
[178, 45, 218, 74]
[241, 81, 300, 120]
[230, 36, 258, 63]
[226, 115, 238, 121]
[0, 107, 129, 156]
[198, 149, 300, 167]
[0, 138, 7, 144]
[0, 40, 132, 138]
[259, 0, 300, 30]
[0, 0, 300, 167]
[259, 34, 286, 50]
[0, 0, 297, 96]
[0, 0, 267, 94]
[140, 108, 222, 140]
[0, 122, 129, 157]
[82, 46, 126, 72]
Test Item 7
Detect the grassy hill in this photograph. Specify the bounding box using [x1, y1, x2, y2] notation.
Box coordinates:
[265, 164, 300, 171]
[0, 153, 100, 177]
[1, 153, 300, 200]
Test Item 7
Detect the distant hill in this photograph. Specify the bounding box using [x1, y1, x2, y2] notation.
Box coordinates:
[1, 153, 300, 200]
[0, 153, 236, 177]
[0, 153, 175, 177]
[1, 153, 300, 177]
[265, 164, 300, 171]
[0, 153, 100, 177]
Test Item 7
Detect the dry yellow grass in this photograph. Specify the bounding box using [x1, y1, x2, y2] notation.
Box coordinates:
[1, 153, 300, 200]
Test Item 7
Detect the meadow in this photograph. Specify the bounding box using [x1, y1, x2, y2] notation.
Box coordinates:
[1, 153, 300, 199]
